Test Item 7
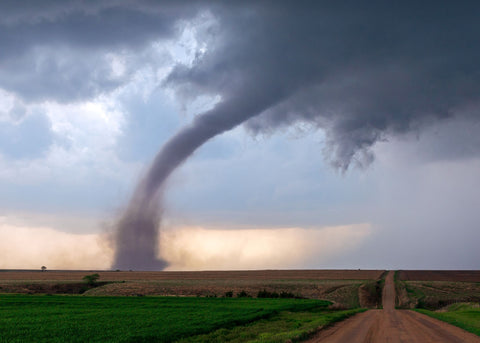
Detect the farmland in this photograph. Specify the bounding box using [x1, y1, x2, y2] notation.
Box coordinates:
[395, 270, 480, 309]
[0, 269, 385, 309]
[1, 269, 479, 342]
[0, 294, 362, 342]
[0, 269, 382, 342]
[397, 270, 480, 282]
[0, 269, 385, 281]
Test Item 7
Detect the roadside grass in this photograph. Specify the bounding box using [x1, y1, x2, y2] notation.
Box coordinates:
[416, 303, 480, 336]
[320, 283, 362, 308]
[0, 294, 343, 342]
[399, 281, 480, 310]
[178, 308, 364, 343]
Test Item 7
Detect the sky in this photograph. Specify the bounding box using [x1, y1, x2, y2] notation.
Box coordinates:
[1, 1, 479, 270]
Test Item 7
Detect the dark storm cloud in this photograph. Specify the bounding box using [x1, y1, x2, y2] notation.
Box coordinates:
[0, 1, 196, 51]
[0, 1, 198, 101]
[168, 1, 480, 169]
[2, 1, 479, 166]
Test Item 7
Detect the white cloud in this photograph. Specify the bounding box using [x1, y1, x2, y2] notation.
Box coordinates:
[45, 99, 124, 153]
[0, 98, 129, 184]
[0, 89, 17, 122]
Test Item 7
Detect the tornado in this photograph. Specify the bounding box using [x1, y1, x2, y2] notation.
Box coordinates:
[111, 2, 480, 270]
[112, 93, 281, 270]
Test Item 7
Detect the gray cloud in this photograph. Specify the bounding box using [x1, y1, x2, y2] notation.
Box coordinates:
[0, 1, 195, 51]
[0, 1, 197, 102]
[3, 2, 479, 167]
[168, 1, 480, 170]
[0, 46, 128, 102]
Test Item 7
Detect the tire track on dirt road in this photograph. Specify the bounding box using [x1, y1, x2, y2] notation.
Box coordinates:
[307, 271, 480, 343]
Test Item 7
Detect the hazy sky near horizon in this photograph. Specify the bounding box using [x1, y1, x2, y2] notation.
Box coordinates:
[1, 1, 480, 270]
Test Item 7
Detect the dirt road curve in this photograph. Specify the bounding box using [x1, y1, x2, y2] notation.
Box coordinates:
[308, 271, 480, 343]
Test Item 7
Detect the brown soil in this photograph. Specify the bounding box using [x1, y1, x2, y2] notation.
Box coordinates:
[0, 282, 93, 294]
[398, 270, 480, 282]
[0, 269, 384, 281]
[307, 271, 480, 343]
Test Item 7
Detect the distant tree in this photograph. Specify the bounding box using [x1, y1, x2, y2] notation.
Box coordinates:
[236, 290, 250, 298]
[41, 266, 47, 272]
[82, 273, 100, 286]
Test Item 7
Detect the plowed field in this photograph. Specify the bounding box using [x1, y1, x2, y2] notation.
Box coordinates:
[0, 269, 384, 281]
[397, 270, 480, 282]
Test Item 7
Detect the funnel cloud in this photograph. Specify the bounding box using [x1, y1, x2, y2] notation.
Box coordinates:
[113, 92, 283, 269]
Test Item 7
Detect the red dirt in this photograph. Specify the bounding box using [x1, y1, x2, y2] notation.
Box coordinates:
[398, 270, 480, 282]
[308, 271, 480, 343]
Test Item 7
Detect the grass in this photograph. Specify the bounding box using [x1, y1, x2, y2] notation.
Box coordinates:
[399, 281, 480, 310]
[416, 303, 480, 336]
[318, 282, 363, 308]
[0, 294, 350, 342]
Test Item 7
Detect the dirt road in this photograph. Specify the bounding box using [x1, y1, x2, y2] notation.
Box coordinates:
[308, 271, 480, 343]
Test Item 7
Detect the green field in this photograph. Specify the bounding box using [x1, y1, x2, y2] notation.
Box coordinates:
[0, 294, 361, 342]
[416, 303, 480, 337]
